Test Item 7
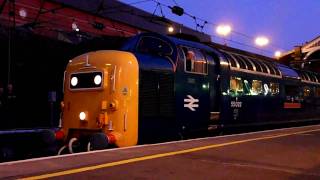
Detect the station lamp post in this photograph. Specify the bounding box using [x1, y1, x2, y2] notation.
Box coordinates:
[216, 24, 232, 45]
[274, 51, 282, 59]
[255, 36, 269, 47]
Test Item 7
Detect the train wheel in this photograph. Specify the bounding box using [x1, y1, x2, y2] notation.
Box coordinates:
[68, 138, 81, 153]
[57, 145, 68, 155]
[87, 133, 108, 151]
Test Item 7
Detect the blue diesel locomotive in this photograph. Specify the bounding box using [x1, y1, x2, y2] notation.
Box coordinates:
[60, 33, 320, 151]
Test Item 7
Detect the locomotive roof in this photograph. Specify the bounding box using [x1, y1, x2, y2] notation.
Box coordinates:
[167, 36, 214, 52]
[126, 32, 307, 80]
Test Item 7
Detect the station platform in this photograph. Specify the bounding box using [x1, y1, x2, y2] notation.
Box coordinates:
[1, 125, 320, 179]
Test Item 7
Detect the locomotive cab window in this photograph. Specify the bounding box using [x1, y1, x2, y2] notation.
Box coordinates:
[182, 47, 208, 74]
[137, 36, 173, 57]
[69, 71, 103, 90]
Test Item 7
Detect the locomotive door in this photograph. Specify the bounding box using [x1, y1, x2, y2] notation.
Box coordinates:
[176, 46, 211, 133]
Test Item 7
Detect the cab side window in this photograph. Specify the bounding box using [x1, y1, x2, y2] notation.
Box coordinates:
[182, 47, 207, 74]
[137, 36, 173, 57]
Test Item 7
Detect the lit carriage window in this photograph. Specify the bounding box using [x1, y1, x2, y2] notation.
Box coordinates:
[229, 76, 243, 96]
[270, 83, 280, 95]
[251, 80, 263, 95]
[183, 47, 207, 74]
[303, 86, 311, 97]
[70, 72, 103, 90]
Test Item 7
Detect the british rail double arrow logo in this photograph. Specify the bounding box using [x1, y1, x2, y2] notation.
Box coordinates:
[184, 95, 199, 111]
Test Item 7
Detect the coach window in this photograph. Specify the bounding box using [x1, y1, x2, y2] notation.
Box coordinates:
[137, 36, 173, 57]
[251, 80, 263, 95]
[230, 76, 243, 96]
[270, 83, 280, 95]
[183, 47, 207, 74]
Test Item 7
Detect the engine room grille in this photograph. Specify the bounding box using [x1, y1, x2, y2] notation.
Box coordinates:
[139, 70, 175, 118]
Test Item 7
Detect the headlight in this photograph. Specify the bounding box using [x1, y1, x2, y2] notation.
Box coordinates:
[94, 75, 102, 85]
[79, 112, 87, 121]
[71, 77, 78, 86]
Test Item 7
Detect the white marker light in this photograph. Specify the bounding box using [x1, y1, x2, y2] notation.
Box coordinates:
[71, 77, 78, 86]
[79, 112, 86, 121]
[94, 75, 102, 85]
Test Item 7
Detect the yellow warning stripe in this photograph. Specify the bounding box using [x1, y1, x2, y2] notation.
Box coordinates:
[20, 128, 320, 180]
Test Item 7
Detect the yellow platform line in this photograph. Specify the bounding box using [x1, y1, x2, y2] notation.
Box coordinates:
[20, 128, 320, 180]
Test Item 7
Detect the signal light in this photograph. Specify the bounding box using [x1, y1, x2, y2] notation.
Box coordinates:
[171, 6, 184, 16]
[55, 130, 65, 140]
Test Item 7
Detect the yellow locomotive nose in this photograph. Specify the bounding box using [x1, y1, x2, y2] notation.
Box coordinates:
[62, 50, 139, 150]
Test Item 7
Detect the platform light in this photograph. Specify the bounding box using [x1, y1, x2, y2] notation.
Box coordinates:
[72, 22, 80, 32]
[216, 25, 232, 37]
[19, 8, 27, 18]
[71, 77, 78, 86]
[168, 26, 174, 33]
[94, 75, 102, 85]
[255, 36, 269, 47]
[274, 51, 282, 58]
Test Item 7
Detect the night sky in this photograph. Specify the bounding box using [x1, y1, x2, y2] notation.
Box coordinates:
[120, 0, 320, 57]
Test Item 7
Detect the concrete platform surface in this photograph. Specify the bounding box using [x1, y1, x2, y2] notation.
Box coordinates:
[1, 125, 320, 180]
